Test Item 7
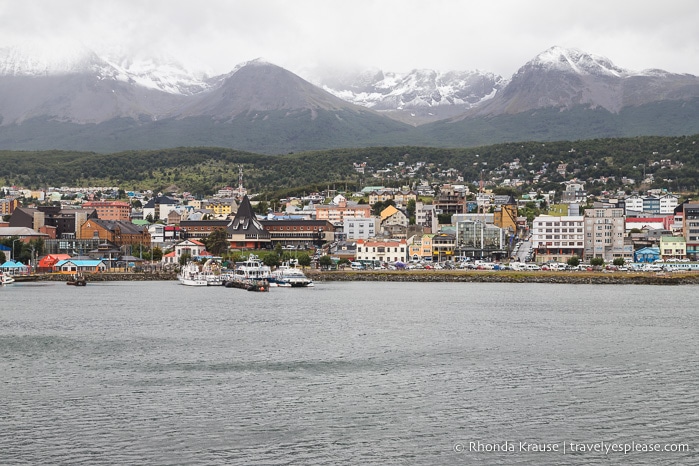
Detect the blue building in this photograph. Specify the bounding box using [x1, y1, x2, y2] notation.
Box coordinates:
[634, 247, 660, 263]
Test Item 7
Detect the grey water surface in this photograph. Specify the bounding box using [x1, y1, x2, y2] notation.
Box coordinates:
[1, 281, 697, 465]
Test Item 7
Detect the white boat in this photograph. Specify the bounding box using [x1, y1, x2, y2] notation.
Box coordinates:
[224, 255, 271, 291]
[0, 272, 15, 285]
[271, 261, 314, 287]
[178, 262, 208, 286]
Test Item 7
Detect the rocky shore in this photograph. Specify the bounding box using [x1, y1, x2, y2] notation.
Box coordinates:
[14, 270, 699, 285]
[16, 272, 178, 282]
[305, 269, 699, 285]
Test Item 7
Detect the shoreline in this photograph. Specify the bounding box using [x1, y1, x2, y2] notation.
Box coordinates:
[13, 270, 699, 285]
[305, 269, 699, 285]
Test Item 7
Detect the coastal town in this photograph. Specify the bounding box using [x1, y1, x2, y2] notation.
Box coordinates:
[1, 156, 698, 280]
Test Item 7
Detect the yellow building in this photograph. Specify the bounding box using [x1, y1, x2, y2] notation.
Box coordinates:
[660, 236, 686, 260]
[493, 195, 517, 233]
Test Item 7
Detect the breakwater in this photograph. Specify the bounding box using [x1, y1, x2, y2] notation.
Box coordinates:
[15, 270, 699, 285]
[305, 269, 699, 285]
[18, 272, 178, 282]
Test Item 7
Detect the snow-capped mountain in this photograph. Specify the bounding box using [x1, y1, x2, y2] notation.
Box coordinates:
[463, 45, 699, 116]
[0, 43, 697, 153]
[0, 43, 212, 96]
[313, 68, 505, 124]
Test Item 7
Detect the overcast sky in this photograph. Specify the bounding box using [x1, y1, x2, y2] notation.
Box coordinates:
[1, 0, 698, 78]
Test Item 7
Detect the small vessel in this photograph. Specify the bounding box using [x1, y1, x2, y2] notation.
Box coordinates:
[223, 255, 271, 292]
[0, 271, 15, 285]
[178, 262, 208, 286]
[270, 261, 314, 287]
[66, 273, 87, 286]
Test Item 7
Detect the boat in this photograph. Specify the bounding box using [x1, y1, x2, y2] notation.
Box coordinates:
[178, 262, 208, 286]
[270, 261, 314, 287]
[201, 259, 225, 286]
[0, 271, 15, 285]
[223, 255, 271, 292]
[66, 272, 87, 286]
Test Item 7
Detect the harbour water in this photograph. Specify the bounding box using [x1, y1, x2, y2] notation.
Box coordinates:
[1, 281, 697, 465]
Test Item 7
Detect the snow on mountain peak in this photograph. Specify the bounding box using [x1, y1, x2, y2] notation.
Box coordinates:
[0, 39, 99, 76]
[529, 46, 628, 77]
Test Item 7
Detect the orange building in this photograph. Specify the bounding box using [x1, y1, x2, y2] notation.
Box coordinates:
[82, 201, 131, 221]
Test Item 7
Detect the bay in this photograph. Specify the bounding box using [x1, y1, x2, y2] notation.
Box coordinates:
[0, 281, 697, 465]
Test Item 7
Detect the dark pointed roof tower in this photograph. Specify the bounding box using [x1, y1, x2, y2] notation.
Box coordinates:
[226, 195, 271, 249]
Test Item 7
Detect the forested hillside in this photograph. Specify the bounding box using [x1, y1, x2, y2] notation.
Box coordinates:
[1, 134, 698, 198]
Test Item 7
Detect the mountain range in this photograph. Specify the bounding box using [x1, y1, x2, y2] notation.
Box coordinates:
[0, 45, 697, 154]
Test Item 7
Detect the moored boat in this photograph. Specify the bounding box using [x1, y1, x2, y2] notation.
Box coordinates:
[66, 273, 87, 286]
[0, 271, 15, 285]
[178, 262, 208, 286]
[270, 261, 314, 287]
[223, 254, 271, 292]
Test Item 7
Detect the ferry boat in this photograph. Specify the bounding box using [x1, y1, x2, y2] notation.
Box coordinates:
[270, 261, 314, 287]
[223, 255, 271, 292]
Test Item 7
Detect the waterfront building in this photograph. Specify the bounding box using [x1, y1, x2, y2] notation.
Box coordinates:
[226, 196, 272, 250]
[583, 207, 629, 262]
[432, 233, 456, 262]
[173, 239, 207, 262]
[532, 215, 585, 263]
[408, 234, 434, 261]
[634, 247, 661, 263]
[454, 220, 507, 260]
[355, 239, 408, 264]
[659, 236, 686, 260]
[682, 203, 699, 259]
[260, 219, 333, 249]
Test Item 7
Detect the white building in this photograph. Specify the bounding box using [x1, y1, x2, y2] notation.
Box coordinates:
[659, 194, 679, 214]
[624, 194, 644, 213]
[531, 215, 585, 263]
[344, 216, 379, 240]
[584, 207, 629, 261]
[355, 239, 408, 263]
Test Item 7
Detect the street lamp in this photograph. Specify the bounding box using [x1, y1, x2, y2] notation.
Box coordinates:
[12, 239, 18, 262]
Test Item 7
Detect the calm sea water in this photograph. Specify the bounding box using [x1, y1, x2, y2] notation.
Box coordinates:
[0, 280, 697, 465]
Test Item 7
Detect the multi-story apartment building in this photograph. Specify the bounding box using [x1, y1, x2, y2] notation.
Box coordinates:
[315, 196, 371, 226]
[82, 201, 131, 221]
[583, 207, 628, 261]
[532, 215, 585, 263]
[682, 203, 699, 258]
[343, 216, 378, 240]
[659, 194, 679, 214]
[433, 184, 466, 216]
[415, 201, 438, 233]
